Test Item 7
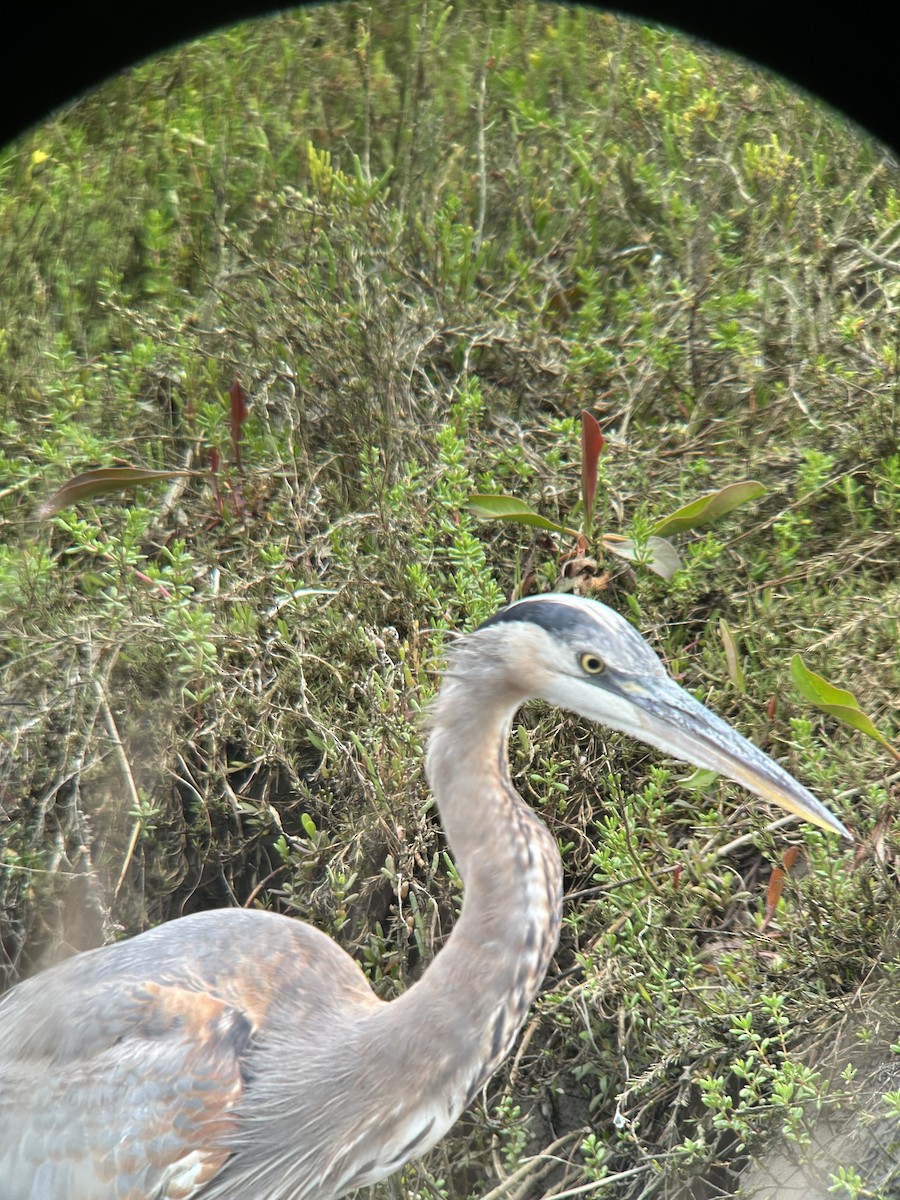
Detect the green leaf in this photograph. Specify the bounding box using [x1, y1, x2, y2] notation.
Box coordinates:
[39, 467, 194, 518]
[790, 655, 899, 759]
[652, 480, 767, 537]
[718, 618, 746, 694]
[678, 767, 721, 791]
[467, 494, 577, 536]
[790, 656, 858, 708]
[602, 534, 682, 580]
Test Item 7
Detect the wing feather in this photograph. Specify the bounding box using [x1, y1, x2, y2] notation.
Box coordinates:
[1, 977, 250, 1198]
[0, 908, 376, 1199]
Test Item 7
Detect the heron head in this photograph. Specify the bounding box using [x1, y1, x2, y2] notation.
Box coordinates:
[473, 593, 851, 841]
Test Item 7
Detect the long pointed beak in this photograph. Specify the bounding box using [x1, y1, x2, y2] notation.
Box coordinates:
[616, 676, 852, 840]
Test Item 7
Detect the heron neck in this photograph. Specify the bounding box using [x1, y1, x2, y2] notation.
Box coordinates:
[382, 682, 563, 1114]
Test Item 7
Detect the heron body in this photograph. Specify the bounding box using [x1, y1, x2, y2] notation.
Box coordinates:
[0, 594, 850, 1198]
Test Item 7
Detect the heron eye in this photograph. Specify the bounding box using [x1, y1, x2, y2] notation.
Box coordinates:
[580, 652, 605, 675]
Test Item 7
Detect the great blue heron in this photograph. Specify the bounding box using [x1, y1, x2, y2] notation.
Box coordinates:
[0, 593, 850, 1199]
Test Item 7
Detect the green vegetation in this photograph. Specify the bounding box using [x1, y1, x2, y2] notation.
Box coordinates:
[1, 5, 899, 1198]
